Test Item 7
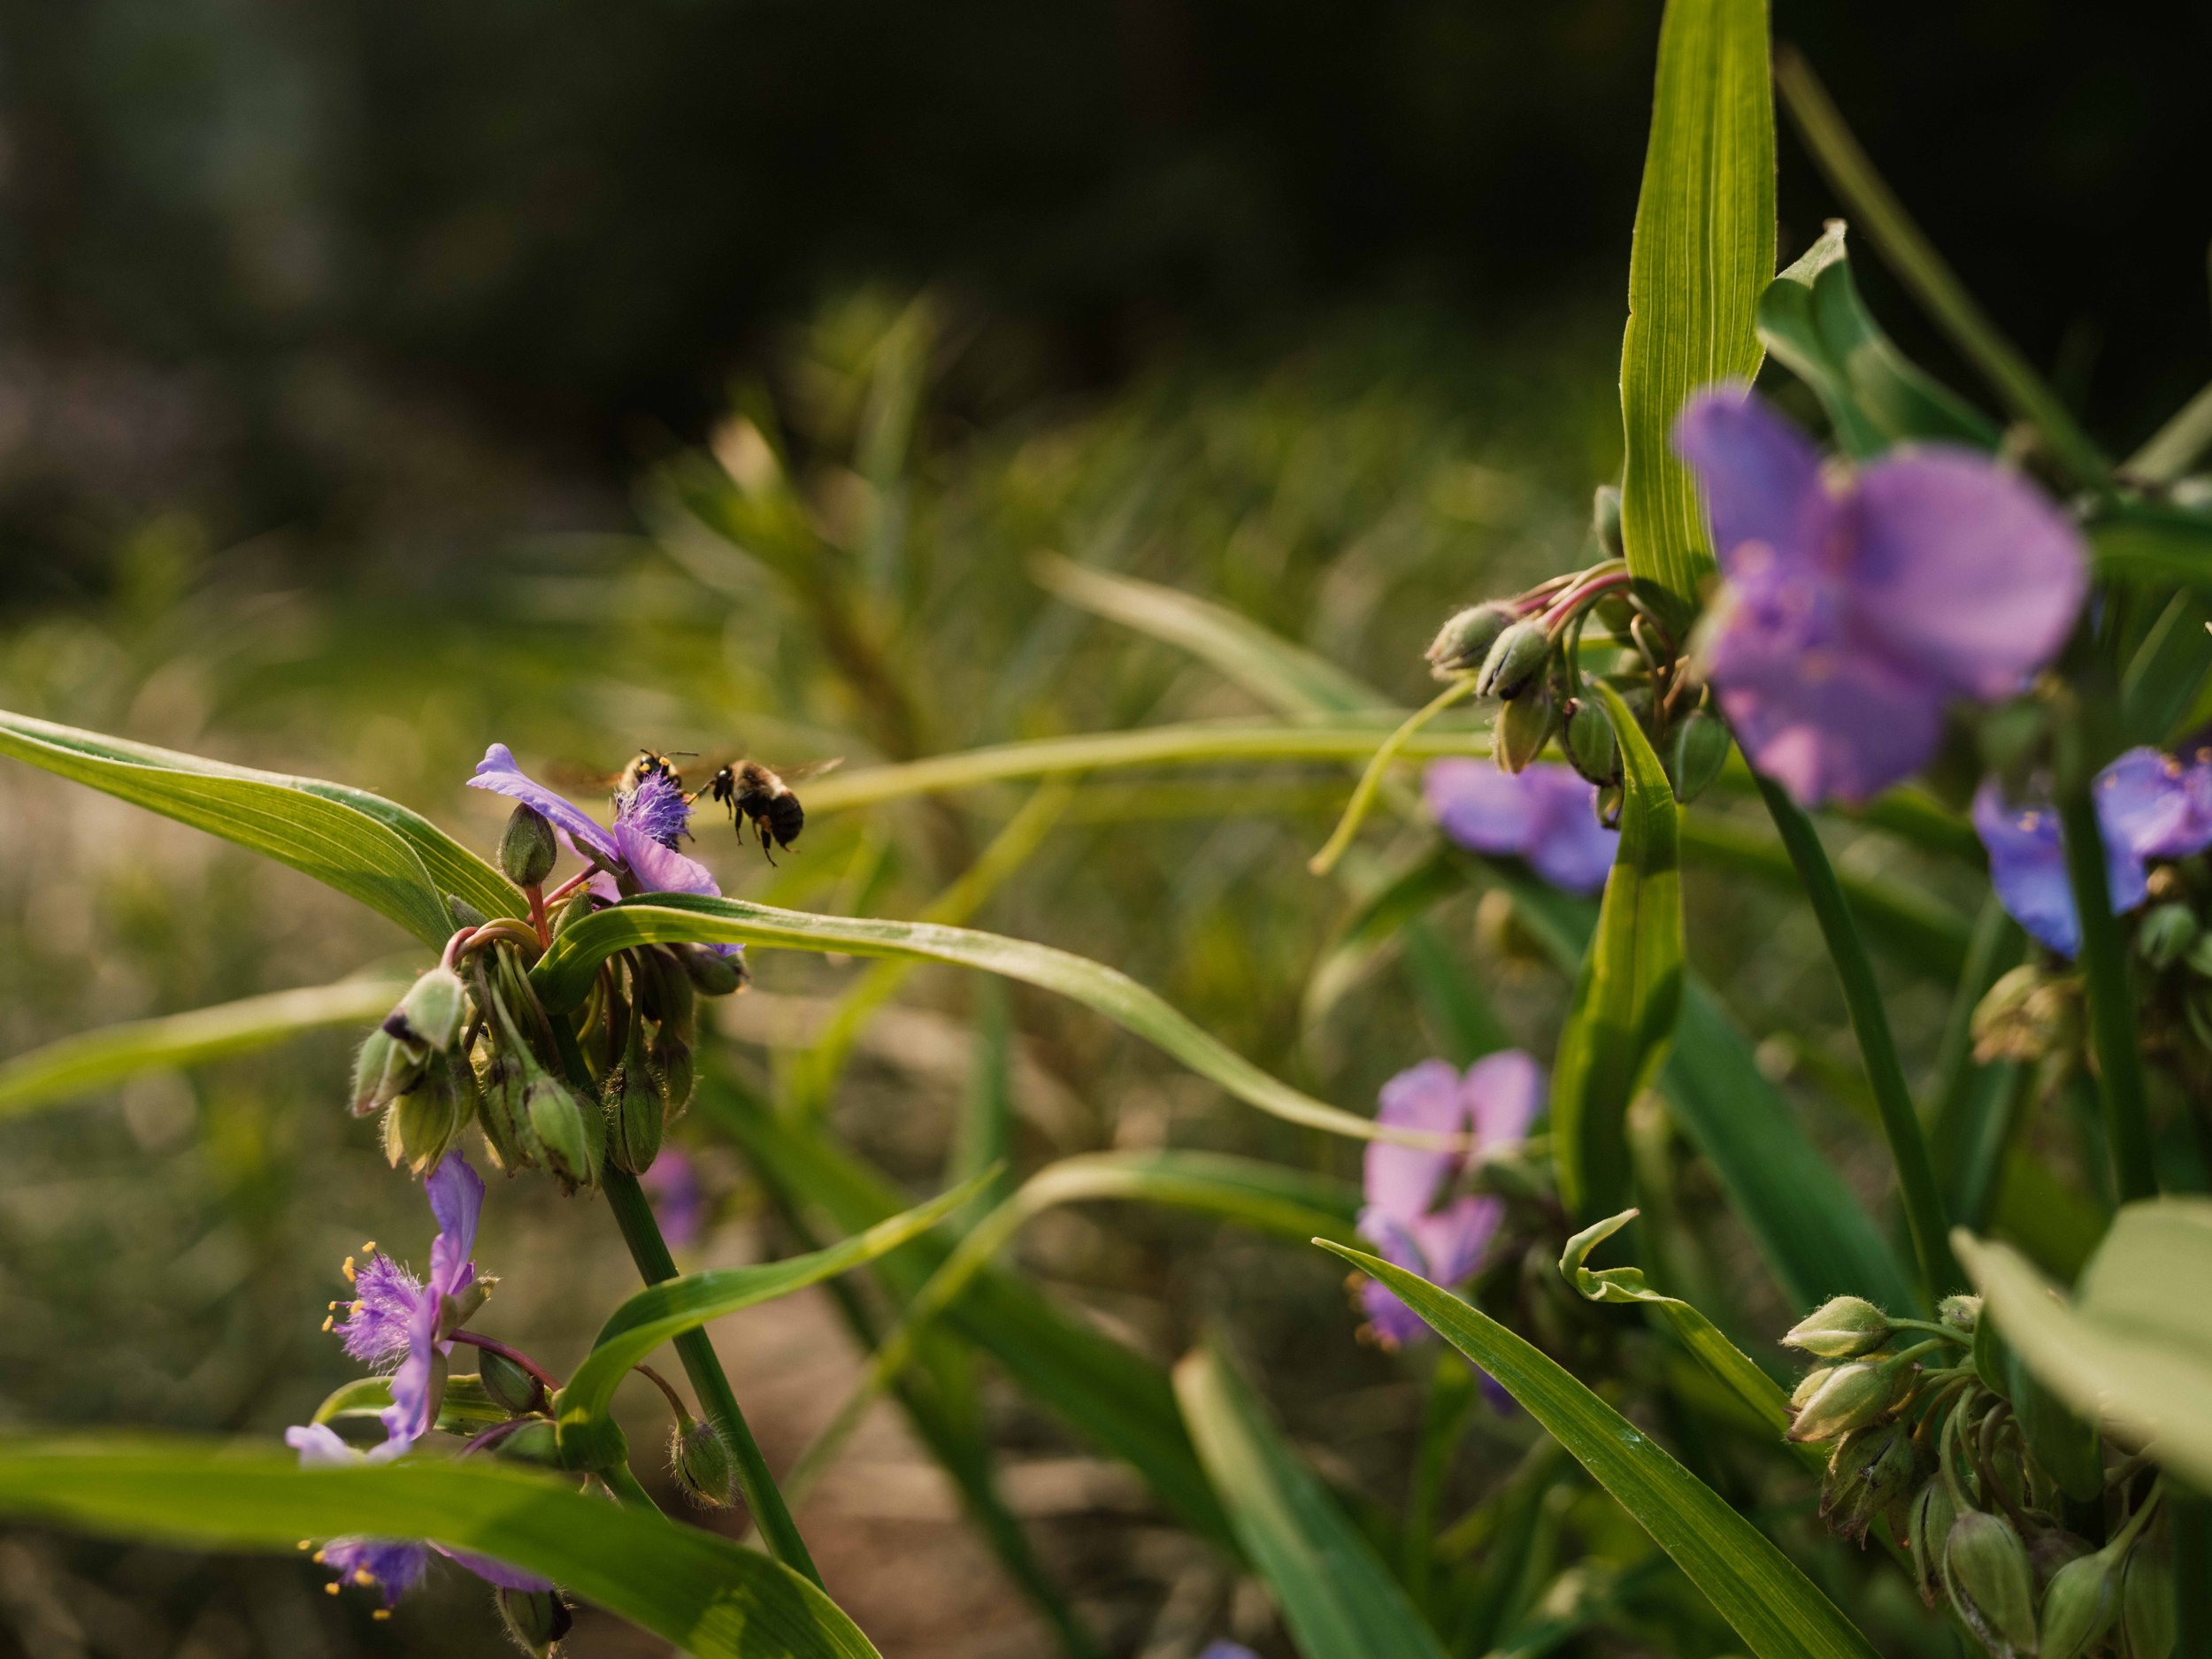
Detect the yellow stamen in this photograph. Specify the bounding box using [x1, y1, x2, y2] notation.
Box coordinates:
[325, 1583, 341, 1596]
[296, 1540, 312, 1551]
[372, 1609, 391, 1622]
[312, 1550, 326, 1564]
[353, 1569, 375, 1586]
[320, 1316, 334, 1333]
[361, 1240, 376, 1254]
[342, 1256, 357, 1284]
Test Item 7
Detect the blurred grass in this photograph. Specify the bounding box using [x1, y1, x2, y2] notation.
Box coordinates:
[0, 294, 1981, 1655]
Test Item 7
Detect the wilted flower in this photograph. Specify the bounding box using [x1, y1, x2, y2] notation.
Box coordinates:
[1356, 1052, 1542, 1346]
[1425, 760, 1618, 895]
[1973, 746, 2212, 957]
[329, 1154, 490, 1451]
[1675, 388, 2086, 807]
[284, 1424, 553, 1608]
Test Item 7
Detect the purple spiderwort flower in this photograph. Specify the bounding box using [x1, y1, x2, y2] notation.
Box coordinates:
[1356, 1052, 1543, 1347]
[330, 1154, 487, 1452]
[1196, 1646, 1262, 1659]
[284, 1424, 554, 1606]
[1974, 746, 2212, 957]
[1424, 760, 1618, 895]
[1675, 388, 2087, 808]
[641, 1144, 708, 1249]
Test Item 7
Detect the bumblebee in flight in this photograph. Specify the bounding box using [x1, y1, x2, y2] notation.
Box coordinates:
[701, 759, 840, 864]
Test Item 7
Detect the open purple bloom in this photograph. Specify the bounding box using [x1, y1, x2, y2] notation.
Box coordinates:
[1425, 760, 1618, 895]
[1357, 1052, 1543, 1346]
[285, 1424, 554, 1605]
[331, 1154, 486, 1452]
[1974, 747, 2212, 957]
[1675, 388, 2086, 808]
[466, 743, 721, 901]
[642, 1144, 709, 1250]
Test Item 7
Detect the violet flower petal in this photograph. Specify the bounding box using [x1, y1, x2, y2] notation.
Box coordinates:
[1521, 770, 1618, 895]
[2098, 747, 2210, 861]
[380, 1291, 442, 1452]
[1466, 1049, 1544, 1148]
[424, 1153, 485, 1301]
[319, 1539, 431, 1606]
[642, 1146, 708, 1249]
[1358, 1273, 1432, 1348]
[612, 823, 721, 897]
[286, 1424, 356, 1467]
[1362, 1060, 1469, 1225]
[466, 745, 620, 866]
[1424, 760, 1540, 856]
[1673, 388, 1835, 578]
[1847, 450, 2088, 701]
[435, 1546, 557, 1594]
[1409, 1194, 1503, 1288]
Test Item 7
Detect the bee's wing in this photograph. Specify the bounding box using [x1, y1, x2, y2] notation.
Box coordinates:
[771, 757, 845, 783]
[541, 758, 621, 794]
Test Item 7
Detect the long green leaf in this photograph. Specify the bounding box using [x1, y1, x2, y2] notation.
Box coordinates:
[1958, 1199, 2212, 1488]
[557, 1175, 987, 1450]
[1550, 687, 1684, 1217]
[1618, 0, 1776, 602]
[0, 976, 409, 1118]
[537, 895, 1452, 1149]
[1174, 1346, 1451, 1659]
[1755, 220, 1997, 457]
[2091, 504, 2212, 591]
[1034, 555, 1391, 717]
[0, 1435, 880, 1657]
[0, 709, 523, 944]
[1316, 1244, 1881, 1659]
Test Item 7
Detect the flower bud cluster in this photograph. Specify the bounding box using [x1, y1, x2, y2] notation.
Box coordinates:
[1781, 1294, 2169, 1659]
[1422, 547, 1721, 810]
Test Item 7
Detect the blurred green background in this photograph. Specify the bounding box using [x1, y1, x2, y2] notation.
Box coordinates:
[0, 3, 2198, 1655]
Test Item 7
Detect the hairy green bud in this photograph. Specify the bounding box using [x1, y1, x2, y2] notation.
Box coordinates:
[669, 1416, 738, 1509]
[677, 942, 749, 997]
[494, 1417, 563, 1467]
[385, 1053, 473, 1174]
[1820, 1419, 1919, 1545]
[1669, 709, 1732, 805]
[651, 1031, 695, 1119]
[606, 1064, 664, 1176]
[638, 949, 697, 1044]
[1790, 1365, 1838, 1411]
[1971, 964, 2078, 1065]
[1426, 602, 1517, 678]
[1591, 485, 1624, 561]
[553, 888, 596, 937]
[1784, 1296, 1893, 1360]
[350, 1026, 424, 1118]
[1563, 695, 1620, 786]
[498, 803, 560, 888]
[1475, 618, 1552, 700]
[1938, 1294, 1982, 1333]
[384, 964, 469, 1056]
[445, 894, 490, 931]
[1787, 1360, 1901, 1443]
[2122, 1533, 2175, 1659]
[496, 1588, 572, 1659]
[476, 1348, 545, 1417]
[2039, 1547, 2120, 1659]
[1495, 686, 1556, 773]
[475, 1045, 534, 1171]
[1945, 1509, 2039, 1657]
[1908, 1477, 1957, 1607]
[526, 1078, 601, 1192]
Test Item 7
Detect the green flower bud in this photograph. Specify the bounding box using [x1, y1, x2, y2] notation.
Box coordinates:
[669, 1416, 738, 1509]
[494, 1417, 564, 1466]
[1787, 1359, 1901, 1443]
[651, 1031, 695, 1119]
[1476, 619, 1552, 701]
[638, 949, 697, 1044]
[1563, 696, 1621, 786]
[445, 894, 490, 931]
[1790, 1364, 1838, 1411]
[350, 1026, 425, 1118]
[1971, 964, 2078, 1064]
[2136, 903, 2199, 971]
[383, 964, 469, 1055]
[2185, 930, 2212, 979]
[1945, 1509, 2039, 1658]
[1819, 1420, 1920, 1546]
[553, 888, 596, 936]
[1939, 1294, 1982, 1333]
[2121, 1533, 2175, 1659]
[1591, 485, 1623, 561]
[475, 1045, 535, 1171]
[1594, 780, 1624, 829]
[385, 1053, 473, 1174]
[1426, 602, 1517, 678]
[496, 1588, 572, 1659]
[499, 803, 561, 888]
[1495, 686, 1556, 773]
[1669, 709, 1732, 805]
[677, 942, 749, 997]
[1908, 1477, 1958, 1607]
[1784, 1296, 1893, 1360]
[605, 1062, 664, 1176]
[476, 1348, 545, 1417]
[526, 1078, 601, 1192]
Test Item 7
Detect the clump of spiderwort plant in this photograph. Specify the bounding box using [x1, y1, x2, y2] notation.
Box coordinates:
[1778, 1293, 2170, 1659]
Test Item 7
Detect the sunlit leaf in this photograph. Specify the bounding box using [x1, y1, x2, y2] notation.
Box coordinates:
[1174, 1345, 1451, 1659]
[1618, 0, 1776, 602]
[1549, 686, 1684, 1217]
[0, 1435, 881, 1658]
[1316, 1243, 1881, 1659]
[0, 709, 523, 945]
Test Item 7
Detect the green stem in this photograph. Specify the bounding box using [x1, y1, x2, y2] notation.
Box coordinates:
[601, 1161, 822, 1584]
[2055, 785, 2160, 1202]
[600, 1460, 662, 1514]
[1755, 775, 1959, 1303]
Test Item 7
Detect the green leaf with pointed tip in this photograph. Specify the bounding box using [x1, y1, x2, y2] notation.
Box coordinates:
[0, 1435, 879, 1657]
[1033, 555, 1392, 718]
[1174, 1345, 1451, 1659]
[1549, 686, 1684, 1217]
[557, 1175, 987, 1448]
[1958, 1198, 2212, 1490]
[1618, 0, 1776, 602]
[536, 895, 1442, 1149]
[1756, 220, 2000, 457]
[0, 709, 524, 944]
[311, 1374, 511, 1436]
[0, 977, 411, 1118]
[1315, 1242, 1882, 1659]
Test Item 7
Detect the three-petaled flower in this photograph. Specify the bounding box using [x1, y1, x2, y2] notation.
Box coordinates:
[329, 1153, 489, 1451]
[1974, 746, 2212, 957]
[1674, 388, 2086, 808]
[468, 744, 722, 902]
[1356, 1053, 1543, 1346]
[1424, 760, 1618, 895]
